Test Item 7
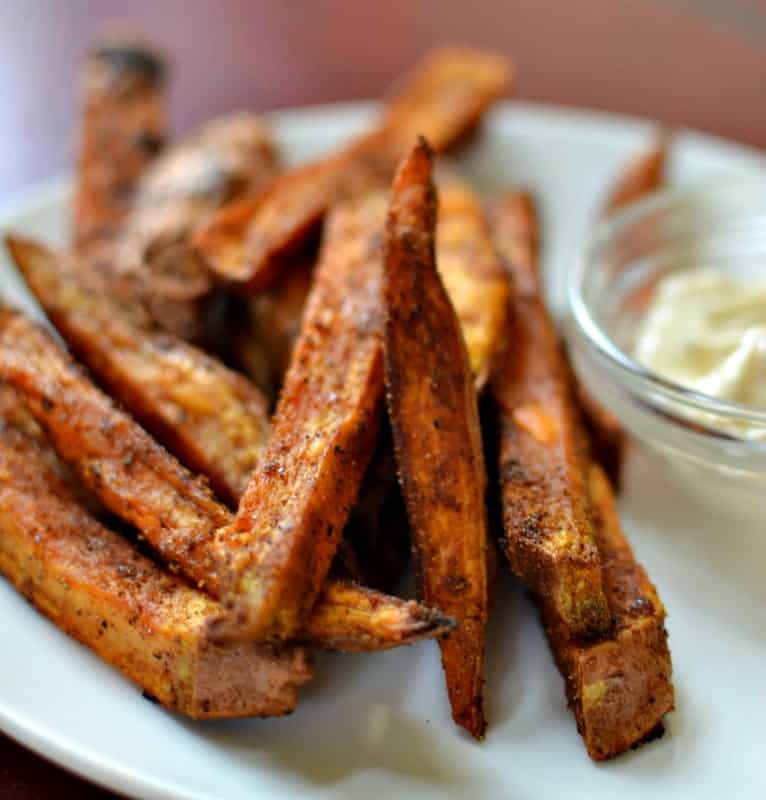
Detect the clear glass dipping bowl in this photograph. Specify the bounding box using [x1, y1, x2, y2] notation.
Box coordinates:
[567, 177, 766, 490]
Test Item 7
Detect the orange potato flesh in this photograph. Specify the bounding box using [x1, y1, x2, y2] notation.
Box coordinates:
[383, 139, 490, 739]
[193, 46, 511, 293]
[0, 307, 445, 652]
[544, 463, 674, 760]
[488, 192, 611, 640]
[210, 191, 387, 641]
[0, 419, 312, 719]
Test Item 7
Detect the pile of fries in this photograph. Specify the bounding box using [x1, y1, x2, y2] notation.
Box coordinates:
[0, 37, 674, 761]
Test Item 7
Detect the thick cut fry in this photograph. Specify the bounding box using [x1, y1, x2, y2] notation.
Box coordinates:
[210, 192, 387, 641]
[194, 46, 511, 292]
[604, 134, 670, 214]
[300, 581, 455, 653]
[383, 140, 489, 739]
[114, 113, 280, 340]
[74, 37, 167, 251]
[436, 173, 510, 390]
[489, 193, 611, 639]
[0, 307, 433, 651]
[544, 462, 674, 760]
[7, 236, 270, 505]
[0, 420, 311, 719]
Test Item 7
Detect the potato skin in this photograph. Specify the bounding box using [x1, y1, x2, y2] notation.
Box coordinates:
[211, 192, 387, 642]
[544, 463, 674, 761]
[383, 139, 490, 739]
[194, 46, 511, 292]
[0, 419, 311, 719]
[488, 192, 611, 639]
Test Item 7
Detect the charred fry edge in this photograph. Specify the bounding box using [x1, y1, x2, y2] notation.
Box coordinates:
[301, 581, 456, 652]
[384, 139, 489, 738]
[0, 419, 312, 719]
[543, 462, 674, 760]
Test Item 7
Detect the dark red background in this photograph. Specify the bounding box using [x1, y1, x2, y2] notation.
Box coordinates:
[1, 0, 764, 796]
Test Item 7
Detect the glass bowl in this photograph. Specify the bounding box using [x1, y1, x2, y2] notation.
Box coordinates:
[567, 176, 766, 490]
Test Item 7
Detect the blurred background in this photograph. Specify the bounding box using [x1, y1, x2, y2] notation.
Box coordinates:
[0, 0, 764, 201]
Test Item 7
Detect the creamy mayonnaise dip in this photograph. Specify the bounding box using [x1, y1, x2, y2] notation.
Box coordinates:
[634, 267, 766, 438]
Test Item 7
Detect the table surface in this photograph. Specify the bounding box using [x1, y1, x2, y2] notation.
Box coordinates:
[1, 1, 764, 797]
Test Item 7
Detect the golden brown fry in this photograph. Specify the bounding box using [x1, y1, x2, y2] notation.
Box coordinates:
[0, 307, 431, 652]
[604, 134, 670, 214]
[300, 581, 455, 653]
[544, 462, 674, 760]
[74, 37, 167, 252]
[436, 172, 510, 390]
[489, 192, 611, 640]
[7, 235, 270, 505]
[194, 46, 511, 292]
[210, 192, 387, 641]
[383, 139, 489, 739]
[0, 419, 312, 719]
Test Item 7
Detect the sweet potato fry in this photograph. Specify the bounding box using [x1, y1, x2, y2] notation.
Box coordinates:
[74, 37, 167, 252]
[489, 192, 611, 639]
[435, 172, 510, 389]
[8, 236, 407, 592]
[7, 235, 270, 506]
[544, 462, 674, 760]
[300, 581, 455, 653]
[113, 113, 280, 340]
[0, 419, 312, 719]
[210, 191, 387, 641]
[0, 307, 434, 651]
[383, 139, 489, 739]
[604, 133, 670, 214]
[194, 46, 511, 292]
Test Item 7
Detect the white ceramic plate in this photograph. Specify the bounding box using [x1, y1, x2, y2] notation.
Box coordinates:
[1, 102, 765, 800]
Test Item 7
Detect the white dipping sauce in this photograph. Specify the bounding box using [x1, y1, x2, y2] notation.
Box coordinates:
[634, 267, 766, 438]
